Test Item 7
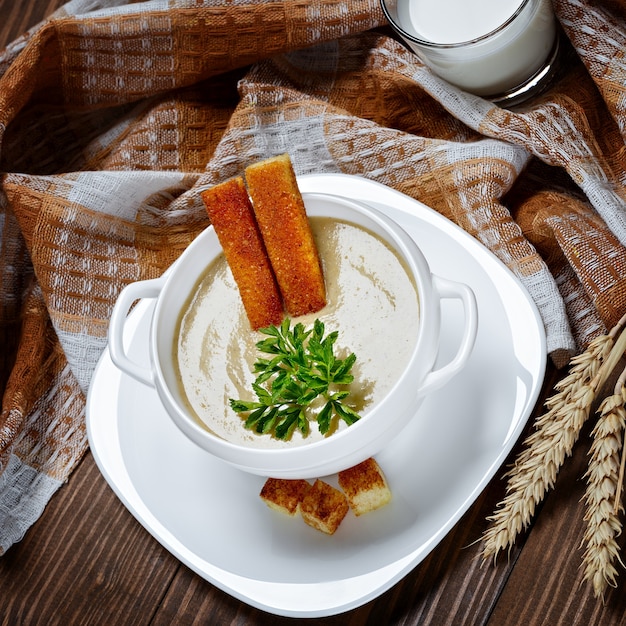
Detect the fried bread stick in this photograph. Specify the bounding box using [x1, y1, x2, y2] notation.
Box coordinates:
[201, 177, 283, 330]
[244, 154, 326, 317]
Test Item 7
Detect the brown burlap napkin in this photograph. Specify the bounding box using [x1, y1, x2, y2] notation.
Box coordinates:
[1, 0, 625, 555]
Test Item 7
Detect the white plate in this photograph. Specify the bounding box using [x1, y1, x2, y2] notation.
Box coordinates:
[86, 174, 546, 618]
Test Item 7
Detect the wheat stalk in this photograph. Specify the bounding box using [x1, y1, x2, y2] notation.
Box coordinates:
[481, 326, 626, 562]
[581, 385, 626, 598]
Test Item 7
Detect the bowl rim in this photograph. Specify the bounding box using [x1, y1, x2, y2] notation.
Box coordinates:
[149, 192, 437, 472]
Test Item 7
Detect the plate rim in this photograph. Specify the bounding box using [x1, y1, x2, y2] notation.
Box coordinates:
[86, 173, 547, 617]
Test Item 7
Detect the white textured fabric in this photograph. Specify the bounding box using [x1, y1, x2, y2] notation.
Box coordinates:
[0, 455, 62, 554]
[2, 0, 626, 558]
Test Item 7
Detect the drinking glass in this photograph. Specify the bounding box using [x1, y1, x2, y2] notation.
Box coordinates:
[380, 0, 560, 105]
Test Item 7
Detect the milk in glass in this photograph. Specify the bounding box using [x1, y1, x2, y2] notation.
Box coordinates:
[395, 0, 556, 96]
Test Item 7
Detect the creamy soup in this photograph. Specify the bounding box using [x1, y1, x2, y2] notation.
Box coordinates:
[174, 217, 420, 449]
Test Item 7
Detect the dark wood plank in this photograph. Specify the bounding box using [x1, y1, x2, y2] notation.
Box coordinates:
[0, 453, 181, 626]
[0, 0, 64, 47]
[488, 428, 626, 626]
[1, 2, 623, 626]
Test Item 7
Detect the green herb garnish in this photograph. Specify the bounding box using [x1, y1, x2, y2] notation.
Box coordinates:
[229, 318, 361, 440]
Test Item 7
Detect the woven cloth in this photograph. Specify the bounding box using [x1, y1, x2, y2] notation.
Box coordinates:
[1, 0, 625, 554]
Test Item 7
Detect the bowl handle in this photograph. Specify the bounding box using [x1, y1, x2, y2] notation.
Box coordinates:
[108, 277, 165, 387]
[418, 275, 478, 397]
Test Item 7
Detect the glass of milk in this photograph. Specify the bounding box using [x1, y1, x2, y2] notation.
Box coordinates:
[380, 0, 560, 104]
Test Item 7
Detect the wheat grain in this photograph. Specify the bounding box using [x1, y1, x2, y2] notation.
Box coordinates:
[581, 387, 626, 598]
[613, 363, 626, 516]
[616, 430, 626, 516]
[481, 333, 614, 562]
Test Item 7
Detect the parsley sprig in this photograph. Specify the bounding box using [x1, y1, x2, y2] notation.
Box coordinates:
[229, 318, 361, 440]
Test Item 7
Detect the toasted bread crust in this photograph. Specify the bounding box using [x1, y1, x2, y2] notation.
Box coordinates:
[245, 154, 326, 317]
[300, 479, 349, 535]
[201, 177, 284, 330]
[338, 457, 392, 516]
[259, 478, 310, 516]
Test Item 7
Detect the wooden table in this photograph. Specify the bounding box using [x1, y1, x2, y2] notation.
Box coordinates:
[1, 2, 625, 624]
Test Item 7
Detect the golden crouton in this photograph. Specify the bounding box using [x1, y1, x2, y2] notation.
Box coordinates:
[244, 154, 326, 317]
[338, 457, 392, 516]
[259, 478, 310, 517]
[300, 479, 349, 535]
[201, 177, 284, 330]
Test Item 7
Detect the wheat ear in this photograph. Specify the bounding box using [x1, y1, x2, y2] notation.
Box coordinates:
[481, 329, 622, 562]
[616, 424, 626, 516]
[580, 385, 626, 598]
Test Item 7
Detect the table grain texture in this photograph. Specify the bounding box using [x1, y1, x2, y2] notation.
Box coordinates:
[1, 2, 625, 625]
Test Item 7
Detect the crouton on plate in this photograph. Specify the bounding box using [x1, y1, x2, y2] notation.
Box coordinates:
[259, 478, 311, 516]
[338, 457, 392, 516]
[300, 479, 349, 535]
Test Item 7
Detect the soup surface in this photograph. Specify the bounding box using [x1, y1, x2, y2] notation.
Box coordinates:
[174, 217, 420, 448]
